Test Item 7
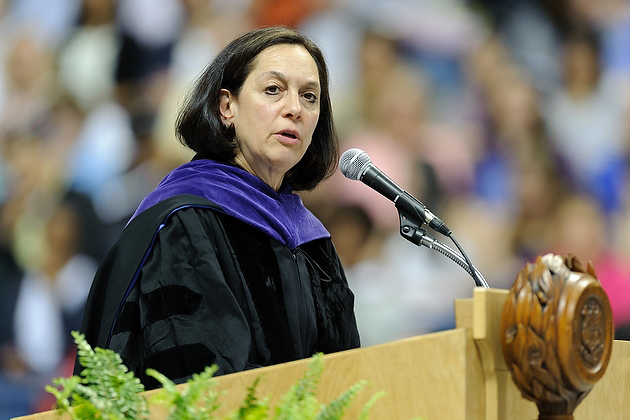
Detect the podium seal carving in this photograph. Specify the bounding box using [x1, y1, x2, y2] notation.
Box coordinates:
[500, 254, 613, 419]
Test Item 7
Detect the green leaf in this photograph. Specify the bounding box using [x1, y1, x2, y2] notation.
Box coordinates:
[148, 364, 221, 419]
[316, 380, 367, 420]
[357, 390, 385, 420]
[46, 331, 149, 419]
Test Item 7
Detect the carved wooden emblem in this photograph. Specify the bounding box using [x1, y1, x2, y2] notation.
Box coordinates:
[500, 253, 613, 419]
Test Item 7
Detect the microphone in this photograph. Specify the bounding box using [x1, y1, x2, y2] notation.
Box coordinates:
[339, 148, 451, 236]
[339, 147, 489, 288]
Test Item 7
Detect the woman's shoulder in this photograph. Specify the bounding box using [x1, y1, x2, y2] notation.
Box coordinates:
[127, 194, 223, 230]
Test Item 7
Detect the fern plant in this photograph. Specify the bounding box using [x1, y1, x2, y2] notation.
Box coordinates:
[47, 332, 385, 419]
[274, 353, 324, 420]
[146, 365, 221, 420]
[229, 377, 270, 420]
[45, 331, 149, 419]
[231, 353, 383, 420]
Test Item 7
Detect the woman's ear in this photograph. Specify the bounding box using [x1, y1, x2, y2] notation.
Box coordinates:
[219, 89, 234, 126]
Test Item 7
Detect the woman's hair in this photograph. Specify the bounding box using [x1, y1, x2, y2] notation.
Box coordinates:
[176, 26, 339, 191]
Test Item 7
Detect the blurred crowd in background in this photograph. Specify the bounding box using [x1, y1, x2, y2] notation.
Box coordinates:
[1, 0, 630, 416]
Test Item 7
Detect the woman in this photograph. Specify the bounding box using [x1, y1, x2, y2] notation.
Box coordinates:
[77, 26, 360, 389]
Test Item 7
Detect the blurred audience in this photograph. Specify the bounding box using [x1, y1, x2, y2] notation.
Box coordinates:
[545, 27, 629, 214]
[1, 195, 98, 418]
[1, 0, 630, 415]
[12, 198, 96, 377]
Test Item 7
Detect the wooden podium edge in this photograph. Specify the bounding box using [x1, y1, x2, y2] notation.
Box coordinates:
[15, 329, 486, 419]
[15, 288, 630, 419]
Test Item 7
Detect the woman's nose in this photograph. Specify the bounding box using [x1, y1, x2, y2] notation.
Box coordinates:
[282, 92, 301, 119]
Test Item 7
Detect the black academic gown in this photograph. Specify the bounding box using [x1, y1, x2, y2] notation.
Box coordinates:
[78, 194, 360, 389]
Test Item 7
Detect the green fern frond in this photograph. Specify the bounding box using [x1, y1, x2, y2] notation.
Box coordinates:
[70, 385, 113, 416]
[147, 364, 221, 420]
[47, 331, 149, 419]
[357, 390, 385, 420]
[242, 376, 262, 411]
[45, 376, 81, 412]
[147, 368, 179, 398]
[316, 380, 367, 420]
[230, 376, 271, 420]
[274, 354, 326, 420]
[182, 366, 221, 420]
[293, 353, 324, 401]
[274, 395, 320, 420]
[70, 395, 103, 420]
[182, 365, 219, 407]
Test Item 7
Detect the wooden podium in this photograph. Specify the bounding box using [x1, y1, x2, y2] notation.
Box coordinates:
[15, 288, 630, 419]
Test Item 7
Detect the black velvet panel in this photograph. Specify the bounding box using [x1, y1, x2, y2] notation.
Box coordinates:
[141, 343, 216, 389]
[220, 216, 297, 364]
[113, 285, 203, 335]
[299, 240, 360, 352]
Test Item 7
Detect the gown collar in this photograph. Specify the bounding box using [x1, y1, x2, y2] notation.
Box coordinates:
[130, 159, 330, 249]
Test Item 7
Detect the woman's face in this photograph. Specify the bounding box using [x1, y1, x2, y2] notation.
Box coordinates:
[219, 43, 321, 190]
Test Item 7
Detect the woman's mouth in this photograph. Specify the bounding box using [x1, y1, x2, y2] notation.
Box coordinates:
[276, 130, 300, 144]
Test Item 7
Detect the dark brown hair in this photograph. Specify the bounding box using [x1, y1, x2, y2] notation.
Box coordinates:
[176, 26, 339, 191]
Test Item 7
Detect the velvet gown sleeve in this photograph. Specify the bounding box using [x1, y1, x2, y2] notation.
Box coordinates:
[108, 207, 270, 388]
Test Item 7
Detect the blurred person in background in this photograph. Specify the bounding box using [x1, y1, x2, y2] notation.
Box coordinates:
[151, 0, 253, 174]
[507, 158, 568, 264]
[567, 0, 630, 81]
[0, 29, 55, 143]
[1, 0, 80, 49]
[545, 27, 629, 214]
[114, 0, 185, 98]
[469, 0, 564, 92]
[12, 198, 97, 378]
[0, 196, 98, 418]
[324, 204, 376, 270]
[466, 39, 569, 264]
[56, 0, 118, 112]
[64, 0, 173, 207]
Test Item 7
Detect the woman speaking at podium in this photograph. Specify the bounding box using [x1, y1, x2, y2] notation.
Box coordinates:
[77, 26, 360, 389]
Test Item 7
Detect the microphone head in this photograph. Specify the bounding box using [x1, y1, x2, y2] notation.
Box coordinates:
[339, 148, 372, 180]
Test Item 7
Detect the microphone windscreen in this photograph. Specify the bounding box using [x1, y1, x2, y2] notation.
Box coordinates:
[339, 148, 371, 180]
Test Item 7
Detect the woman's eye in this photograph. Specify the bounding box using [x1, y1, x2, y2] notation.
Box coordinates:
[303, 92, 318, 103]
[265, 85, 280, 94]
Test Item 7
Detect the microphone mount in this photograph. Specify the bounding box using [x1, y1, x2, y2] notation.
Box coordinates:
[397, 206, 489, 288]
[340, 147, 489, 289]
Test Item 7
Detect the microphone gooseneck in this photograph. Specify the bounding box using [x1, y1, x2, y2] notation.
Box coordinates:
[339, 148, 489, 289]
